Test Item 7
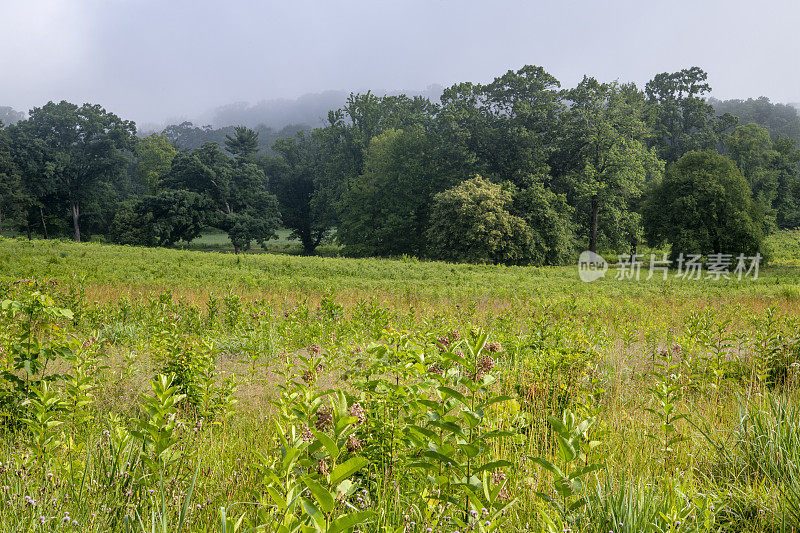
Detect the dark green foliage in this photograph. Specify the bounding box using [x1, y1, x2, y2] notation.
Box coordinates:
[437, 65, 563, 186]
[264, 132, 336, 255]
[166, 143, 280, 252]
[645, 67, 735, 163]
[9, 101, 136, 242]
[338, 127, 447, 257]
[711, 96, 800, 144]
[224, 126, 259, 159]
[135, 133, 177, 194]
[322, 92, 440, 228]
[721, 123, 800, 229]
[0, 126, 26, 235]
[643, 151, 765, 261]
[557, 77, 662, 253]
[512, 178, 575, 265]
[110, 190, 211, 246]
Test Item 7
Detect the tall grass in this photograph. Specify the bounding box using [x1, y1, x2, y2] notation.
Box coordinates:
[0, 239, 799, 531]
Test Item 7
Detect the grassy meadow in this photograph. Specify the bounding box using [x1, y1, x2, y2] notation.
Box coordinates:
[1, 235, 800, 532]
[179, 229, 342, 257]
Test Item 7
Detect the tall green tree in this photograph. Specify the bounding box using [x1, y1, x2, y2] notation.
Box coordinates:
[643, 151, 765, 261]
[264, 132, 336, 255]
[437, 65, 563, 186]
[136, 133, 177, 193]
[166, 143, 280, 253]
[645, 67, 735, 162]
[11, 101, 136, 241]
[0, 123, 26, 235]
[5, 122, 61, 238]
[511, 176, 575, 265]
[558, 78, 663, 253]
[225, 126, 259, 159]
[338, 127, 447, 257]
[318, 92, 438, 215]
[771, 136, 800, 227]
[722, 123, 800, 229]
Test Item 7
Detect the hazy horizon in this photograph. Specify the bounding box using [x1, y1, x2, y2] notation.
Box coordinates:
[3, 0, 800, 127]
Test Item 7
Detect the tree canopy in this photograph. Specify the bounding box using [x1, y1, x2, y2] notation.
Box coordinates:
[3, 65, 799, 264]
[643, 150, 765, 261]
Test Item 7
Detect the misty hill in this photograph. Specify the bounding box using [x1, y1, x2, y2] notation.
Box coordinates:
[710, 96, 800, 142]
[210, 90, 347, 129]
[207, 85, 445, 129]
[161, 122, 309, 155]
[151, 85, 446, 153]
[0, 106, 25, 126]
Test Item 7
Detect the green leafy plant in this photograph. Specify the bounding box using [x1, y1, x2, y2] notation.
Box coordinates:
[531, 408, 604, 527]
[130, 374, 187, 476]
[645, 347, 688, 476]
[0, 288, 74, 421]
[23, 380, 66, 461]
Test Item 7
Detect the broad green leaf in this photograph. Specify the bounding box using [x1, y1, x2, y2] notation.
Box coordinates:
[330, 456, 368, 486]
[300, 498, 326, 529]
[328, 511, 375, 533]
[462, 410, 482, 428]
[475, 460, 512, 474]
[530, 457, 564, 479]
[459, 443, 480, 458]
[313, 430, 339, 458]
[302, 476, 334, 514]
[265, 486, 287, 509]
[567, 463, 604, 480]
[555, 435, 577, 462]
[438, 386, 469, 407]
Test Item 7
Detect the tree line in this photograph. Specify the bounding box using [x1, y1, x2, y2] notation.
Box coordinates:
[1, 66, 798, 264]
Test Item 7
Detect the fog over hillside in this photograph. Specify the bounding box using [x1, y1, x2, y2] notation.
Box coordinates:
[5, 1, 800, 128]
[132, 85, 445, 133]
[205, 85, 444, 130]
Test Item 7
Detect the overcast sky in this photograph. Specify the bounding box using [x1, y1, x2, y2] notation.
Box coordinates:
[2, 0, 799, 126]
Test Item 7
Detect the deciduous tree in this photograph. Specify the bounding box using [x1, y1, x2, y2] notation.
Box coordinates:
[427, 176, 533, 264]
[643, 151, 765, 261]
[559, 78, 663, 253]
[166, 143, 280, 252]
[136, 133, 177, 193]
[12, 101, 136, 241]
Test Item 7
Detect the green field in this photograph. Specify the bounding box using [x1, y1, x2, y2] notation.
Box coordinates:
[1, 237, 800, 531]
[182, 228, 342, 257]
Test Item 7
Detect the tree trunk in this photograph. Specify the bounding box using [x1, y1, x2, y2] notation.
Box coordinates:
[313, 229, 325, 251]
[589, 194, 599, 253]
[301, 234, 315, 256]
[299, 227, 316, 256]
[40, 207, 49, 239]
[71, 202, 81, 242]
